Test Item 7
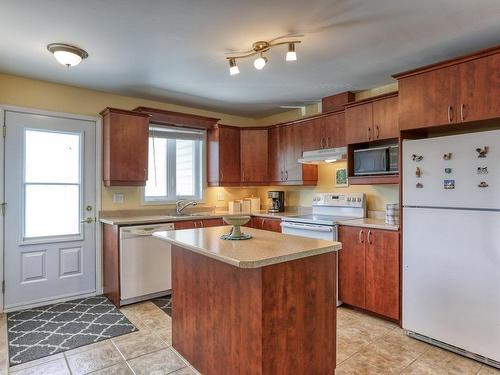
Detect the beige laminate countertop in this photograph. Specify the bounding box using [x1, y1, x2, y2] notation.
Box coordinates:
[153, 226, 341, 268]
[337, 218, 399, 231]
[99, 210, 306, 226]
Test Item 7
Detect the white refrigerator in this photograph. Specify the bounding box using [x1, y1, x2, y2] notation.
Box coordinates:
[402, 129, 500, 367]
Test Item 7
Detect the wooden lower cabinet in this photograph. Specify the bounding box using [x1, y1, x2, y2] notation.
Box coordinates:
[338, 225, 400, 320]
[251, 217, 282, 232]
[174, 218, 224, 230]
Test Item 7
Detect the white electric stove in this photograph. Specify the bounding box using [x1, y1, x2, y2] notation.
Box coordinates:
[281, 192, 366, 306]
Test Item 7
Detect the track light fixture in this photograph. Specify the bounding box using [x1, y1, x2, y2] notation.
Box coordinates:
[225, 35, 302, 75]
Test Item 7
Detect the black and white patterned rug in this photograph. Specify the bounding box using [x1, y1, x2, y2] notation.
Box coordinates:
[7, 295, 137, 366]
[152, 295, 172, 317]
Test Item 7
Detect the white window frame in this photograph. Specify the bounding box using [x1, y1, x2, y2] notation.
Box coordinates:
[142, 125, 205, 205]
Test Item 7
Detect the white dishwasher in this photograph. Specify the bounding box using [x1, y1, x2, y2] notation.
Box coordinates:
[120, 223, 174, 305]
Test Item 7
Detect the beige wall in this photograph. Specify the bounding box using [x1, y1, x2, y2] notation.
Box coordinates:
[258, 162, 399, 212]
[0, 73, 398, 212]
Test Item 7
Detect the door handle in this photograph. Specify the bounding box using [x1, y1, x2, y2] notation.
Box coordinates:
[359, 230, 364, 244]
[80, 217, 94, 224]
[447, 106, 453, 123]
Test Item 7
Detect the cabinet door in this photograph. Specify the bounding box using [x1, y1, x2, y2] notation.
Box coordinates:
[240, 129, 268, 183]
[280, 125, 303, 182]
[250, 217, 264, 229]
[365, 229, 400, 320]
[372, 96, 399, 140]
[174, 220, 197, 230]
[302, 118, 325, 151]
[338, 226, 366, 308]
[199, 218, 225, 228]
[261, 218, 281, 233]
[458, 53, 500, 123]
[102, 109, 149, 186]
[219, 127, 241, 183]
[345, 103, 372, 144]
[323, 112, 345, 148]
[398, 65, 458, 130]
[267, 127, 283, 182]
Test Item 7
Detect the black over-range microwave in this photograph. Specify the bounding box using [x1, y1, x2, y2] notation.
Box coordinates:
[353, 145, 399, 176]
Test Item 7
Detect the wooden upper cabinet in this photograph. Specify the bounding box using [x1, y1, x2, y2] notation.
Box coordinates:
[372, 96, 399, 140]
[338, 226, 366, 308]
[398, 65, 458, 130]
[395, 47, 500, 130]
[280, 124, 302, 182]
[207, 125, 240, 186]
[458, 52, 500, 123]
[302, 112, 346, 151]
[345, 93, 399, 144]
[240, 128, 268, 184]
[324, 112, 346, 148]
[345, 101, 373, 144]
[301, 118, 324, 152]
[267, 127, 282, 183]
[101, 108, 150, 187]
[365, 229, 400, 320]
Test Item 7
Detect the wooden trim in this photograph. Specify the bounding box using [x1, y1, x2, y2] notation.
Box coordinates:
[99, 107, 150, 118]
[349, 175, 399, 185]
[392, 44, 500, 79]
[102, 223, 120, 307]
[133, 106, 220, 129]
[272, 108, 345, 128]
[344, 91, 399, 109]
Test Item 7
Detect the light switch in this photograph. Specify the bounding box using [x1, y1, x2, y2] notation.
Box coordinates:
[112, 193, 124, 204]
[217, 190, 224, 201]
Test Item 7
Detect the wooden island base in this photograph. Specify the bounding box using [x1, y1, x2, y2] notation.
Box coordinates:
[171, 245, 337, 375]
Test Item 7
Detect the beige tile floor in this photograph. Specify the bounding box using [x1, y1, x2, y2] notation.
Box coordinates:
[0, 303, 497, 374]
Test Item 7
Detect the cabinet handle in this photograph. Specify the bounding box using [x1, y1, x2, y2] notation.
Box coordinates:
[368, 127, 371, 141]
[320, 137, 324, 149]
[376, 125, 380, 139]
[448, 106, 453, 123]
[368, 230, 373, 244]
[194, 221, 198, 228]
[359, 230, 364, 244]
[280, 170, 283, 181]
[220, 170, 224, 181]
[199, 221, 204, 228]
[285, 170, 288, 180]
[460, 103, 465, 121]
[327, 137, 330, 147]
[144, 168, 147, 180]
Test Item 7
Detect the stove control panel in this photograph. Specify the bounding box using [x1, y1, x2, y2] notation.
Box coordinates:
[312, 193, 365, 207]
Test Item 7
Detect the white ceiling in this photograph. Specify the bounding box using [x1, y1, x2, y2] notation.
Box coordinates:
[1, 0, 500, 117]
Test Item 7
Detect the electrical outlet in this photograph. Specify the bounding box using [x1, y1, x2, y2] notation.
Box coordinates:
[112, 193, 124, 204]
[217, 190, 225, 201]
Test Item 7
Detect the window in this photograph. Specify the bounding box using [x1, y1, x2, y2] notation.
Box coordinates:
[144, 125, 204, 203]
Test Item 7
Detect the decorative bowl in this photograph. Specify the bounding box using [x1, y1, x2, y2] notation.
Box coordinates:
[221, 216, 252, 240]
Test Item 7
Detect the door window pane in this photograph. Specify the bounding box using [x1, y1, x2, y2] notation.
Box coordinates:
[145, 137, 168, 198]
[25, 129, 80, 183]
[25, 185, 79, 238]
[176, 140, 195, 196]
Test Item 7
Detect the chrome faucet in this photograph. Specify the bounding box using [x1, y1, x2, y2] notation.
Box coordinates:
[176, 199, 198, 214]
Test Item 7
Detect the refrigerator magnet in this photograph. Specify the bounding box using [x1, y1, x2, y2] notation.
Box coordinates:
[412, 154, 423, 162]
[478, 181, 489, 188]
[476, 146, 489, 158]
[444, 180, 455, 189]
[477, 167, 488, 174]
[445, 168, 452, 174]
[443, 153, 452, 160]
[416, 182, 424, 189]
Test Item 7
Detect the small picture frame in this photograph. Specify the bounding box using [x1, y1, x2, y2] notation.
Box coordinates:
[335, 168, 349, 187]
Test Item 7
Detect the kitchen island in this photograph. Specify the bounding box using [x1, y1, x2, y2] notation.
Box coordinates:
[153, 226, 341, 375]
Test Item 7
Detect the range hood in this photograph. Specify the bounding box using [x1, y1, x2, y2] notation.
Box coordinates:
[298, 146, 347, 164]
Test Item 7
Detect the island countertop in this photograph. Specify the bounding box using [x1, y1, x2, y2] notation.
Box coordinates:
[153, 226, 341, 268]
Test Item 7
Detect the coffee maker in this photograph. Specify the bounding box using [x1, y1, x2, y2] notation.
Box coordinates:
[268, 191, 285, 213]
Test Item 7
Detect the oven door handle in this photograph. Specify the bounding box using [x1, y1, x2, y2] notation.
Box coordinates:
[280, 222, 334, 232]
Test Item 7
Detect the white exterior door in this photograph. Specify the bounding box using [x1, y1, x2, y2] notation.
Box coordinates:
[4, 109, 97, 311]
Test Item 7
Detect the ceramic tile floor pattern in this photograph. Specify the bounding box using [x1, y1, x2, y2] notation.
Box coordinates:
[0, 303, 497, 374]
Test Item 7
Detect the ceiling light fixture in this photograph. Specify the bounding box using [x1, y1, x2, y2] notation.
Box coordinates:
[286, 43, 297, 61]
[47, 43, 88, 67]
[253, 54, 268, 70]
[228, 58, 240, 75]
[225, 34, 302, 75]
